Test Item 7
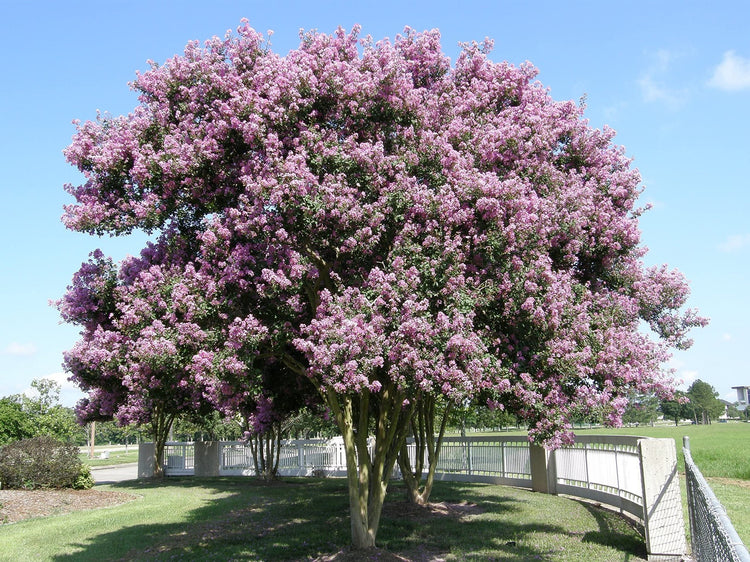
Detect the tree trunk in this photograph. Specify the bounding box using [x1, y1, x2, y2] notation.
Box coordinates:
[398, 397, 452, 505]
[325, 384, 412, 550]
[248, 424, 281, 481]
[150, 406, 175, 479]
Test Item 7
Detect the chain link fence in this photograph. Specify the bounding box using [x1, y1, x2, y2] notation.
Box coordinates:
[683, 436, 750, 562]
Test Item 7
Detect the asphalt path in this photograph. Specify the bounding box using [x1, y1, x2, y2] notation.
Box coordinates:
[91, 462, 139, 484]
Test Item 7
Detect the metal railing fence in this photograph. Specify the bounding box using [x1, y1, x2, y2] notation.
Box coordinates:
[683, 436, 750, 562]
[145, 434, 690, 560]
[164, 442, 194, 475]
[167, 435, 646, 521]
[553, 435, 644, 520]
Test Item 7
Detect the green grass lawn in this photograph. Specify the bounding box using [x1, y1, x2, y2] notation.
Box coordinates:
[3, 423, 746, 560]
[0, 477, 647, 561]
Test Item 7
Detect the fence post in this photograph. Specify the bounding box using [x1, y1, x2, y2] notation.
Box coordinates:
[298, 441, 305, 469]
[194, 441, 220, 477]
[138, 442, 155, 478]
[529, 444, 556, 494]
[638, 438, 686, 561]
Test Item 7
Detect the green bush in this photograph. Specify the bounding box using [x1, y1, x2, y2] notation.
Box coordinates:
[0, 436, 93, 489]
[73, 463, 95, 489]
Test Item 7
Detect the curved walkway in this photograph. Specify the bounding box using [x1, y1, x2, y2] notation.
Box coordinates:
[91, 462, 138, 484]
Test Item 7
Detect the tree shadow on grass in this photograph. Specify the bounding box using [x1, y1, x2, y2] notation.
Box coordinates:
[577, 500, 648, 560]
[52, 477, 356, 561]
[49, 478, 647, 561]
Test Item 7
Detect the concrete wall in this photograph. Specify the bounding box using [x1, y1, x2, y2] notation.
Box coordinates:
[138, 442, 155, 478]
[521, 437, 686, 561]
[639, 438, 686, 561]
[194, 441, 220, 477]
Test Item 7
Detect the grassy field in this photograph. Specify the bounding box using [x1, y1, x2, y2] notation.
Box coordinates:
[80, 448, 139, 467]
[3, 423, 744, 560]
[0, 477, 647, 561]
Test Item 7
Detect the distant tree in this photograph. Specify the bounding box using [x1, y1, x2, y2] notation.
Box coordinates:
[447, 399, 517, 434]
[0, 397, 32, 444]
[660, 391, 689, 426]
[95, 420, 145, 446]
[622, 394, 660, 425]
[285, 406, 339, 439]
[172, 411, 243, 442]
[18, 380, 83, 444]
[686, 379, 724, 424]
[726, 403, 741, 419]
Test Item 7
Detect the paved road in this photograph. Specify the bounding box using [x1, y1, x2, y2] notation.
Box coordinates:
[91, 462, 139, 484]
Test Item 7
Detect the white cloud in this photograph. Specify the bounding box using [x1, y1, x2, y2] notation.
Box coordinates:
[638, 49, 688, 109]
[3, 342, 37, 356]
[708, 51, 750, 91]
[722, 333, 733, 342]
[44, 372, 77, 390]
[676, 370, 699, 390]
[22, 373, 84, 408]
[718, 233, 750, 253]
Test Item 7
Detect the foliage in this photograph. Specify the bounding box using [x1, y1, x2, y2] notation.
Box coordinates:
[725, 403, 741, 419]
[59, 22, 705, 547]
[0, 397, 32, 445]
[92, 420, 145, 446]
[685, 379, 724, 424]
[73, 464, 96, 489]
[0, 436, 93, 490]
[449, 400, 518, 434]
[172, 411, 244, 442]
[0, 381, 86, 446]
[622, 393, 660, 425]
[284, 406, 339, 439]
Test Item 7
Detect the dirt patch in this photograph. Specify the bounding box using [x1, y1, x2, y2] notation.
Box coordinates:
[0, 488, 138, 524]
[383, 499, 482, 520]
[311, 544, 448, 562]
[708, 477, 750, 490]
[311, 547, 416, 561]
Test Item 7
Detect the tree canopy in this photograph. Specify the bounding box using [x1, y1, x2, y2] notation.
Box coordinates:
[0, 380, 83, 445]
[685, 379, 724, 424]
[58, 23, 705, 548]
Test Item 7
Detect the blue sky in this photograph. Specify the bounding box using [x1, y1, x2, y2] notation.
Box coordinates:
[1, 0, 748, 408]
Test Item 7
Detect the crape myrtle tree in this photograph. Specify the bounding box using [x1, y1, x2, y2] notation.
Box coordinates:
[60, 22, 705, 549]
[58, 245, 217, 476]
[57, 241, 272, 476]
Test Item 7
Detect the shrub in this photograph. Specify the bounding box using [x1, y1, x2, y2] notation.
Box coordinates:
[0, 436, 93, 489]
[73, 464, 95, 490]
